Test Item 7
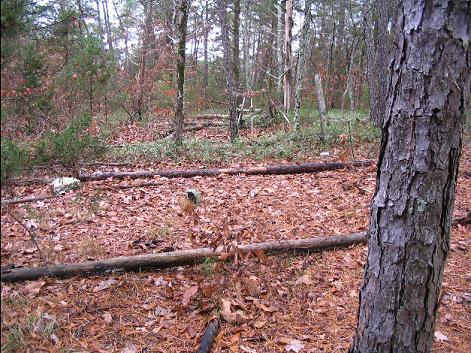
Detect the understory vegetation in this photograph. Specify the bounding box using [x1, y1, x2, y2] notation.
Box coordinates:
[111, 110, 379, 164]
[1, 114, 105, 184]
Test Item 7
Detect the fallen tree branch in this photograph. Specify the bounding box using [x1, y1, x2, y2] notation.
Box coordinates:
[0, 232, 367, 282]
[1, 160, 374, 202]
[202, 99, 228, 106]
[161, 122, 226, 139]
[196, 319, 220, 353]
[6, 209, 46, 263]
[162, 125, 207, 140]
[453, 213, 471, 226]
[79, 160, 374, 182]
[190, 114, 228, 119]
[1, 194, 55, 206]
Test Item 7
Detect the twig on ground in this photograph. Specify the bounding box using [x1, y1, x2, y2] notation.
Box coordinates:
[6, 208, 46, 263]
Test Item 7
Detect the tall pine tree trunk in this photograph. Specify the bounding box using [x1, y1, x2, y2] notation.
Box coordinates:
[341, 39, 359, 112]
[350, 1, 470, 352]
[75, 0, 89, 35]
[136, 0, 153, 120]
[283, 0, 293, 113]
[112, 0, 129, 71]
[218, 0, 238, 143]
[365, 0, 390, 127]
[95, 0, 105, 51]
[173, 0, 190, 145]
[102, 0, 113, 52]
[276, 0, 286, 93]
[202, 0, 209, 96]
[232, 0, 241, 89]
[325, 2, 336, 109]
[293, 0, 313, 131]
[242, 0, 251, 89]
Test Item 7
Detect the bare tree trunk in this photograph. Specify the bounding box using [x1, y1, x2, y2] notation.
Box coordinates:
[315, 74, 327, 142]
[192, 11, 199, 67]
[342, 39, 359, 111]
[75, 0, 89, 35]
[350, 1, 471, 352]
[276, 0, 286, 93]
[283, 0, 293, 113]
[325, 2, 336, 109]
[365, 0, 390, 127]
[333, 0, 346, 107]
[102, 0, 113, 51]
[202, 0, 209, 96]
[242, 0, 251, 89]
[252, 29, 262, 87]
[95, 0, 105, 51]
[88, 80, 94, 116]
[233, 0, 241, 88]
[354, 44, 366, 109]
[136, 0, 153, 120]
[218, 0, 239, 143]
[267, 1, 278, 94]
[293, 0, 313, 131]
[172, 0, 190, 145]
[112, 0, 129, 71]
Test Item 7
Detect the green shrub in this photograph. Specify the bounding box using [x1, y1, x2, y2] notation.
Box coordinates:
[0, 137, 28, 184]
[33, 114, 105, 165]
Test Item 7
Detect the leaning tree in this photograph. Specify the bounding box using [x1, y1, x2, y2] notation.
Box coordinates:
[350, 1, 470, 352]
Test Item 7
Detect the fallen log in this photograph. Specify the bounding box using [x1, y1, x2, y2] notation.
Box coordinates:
[191, 114, 228, 120]
[196, 319, 220, 353]
[78, 160, 374, 182]
[1, 194, 55, 206]
[161, 122, 226, 139]
[162, 125, 206, 140]
[0, 232, 366, 282]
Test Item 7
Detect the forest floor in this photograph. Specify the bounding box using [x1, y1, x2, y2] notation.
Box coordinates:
[1, 120, 470, 353]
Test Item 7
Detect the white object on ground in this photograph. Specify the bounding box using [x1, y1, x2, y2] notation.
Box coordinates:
[51, 177, 81, 195]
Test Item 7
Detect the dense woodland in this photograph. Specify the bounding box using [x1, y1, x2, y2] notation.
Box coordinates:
[1, 0, 471, 353]
[1, 0, 389, 146]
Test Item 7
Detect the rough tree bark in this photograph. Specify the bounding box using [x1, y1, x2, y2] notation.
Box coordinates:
[173, 0, 190, 145]
[283, 0, 293, 113]
[350, 1, 471, 352]
[364, 0, 391, 126]
[293, 0, 313, 131]
[218, 0, 239, 143]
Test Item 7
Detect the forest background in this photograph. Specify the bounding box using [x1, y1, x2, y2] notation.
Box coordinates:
[0, 0, 396, 180]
